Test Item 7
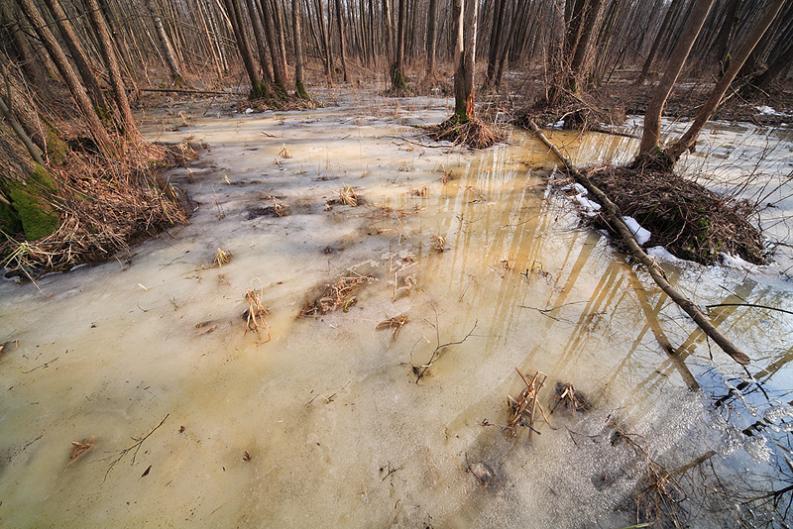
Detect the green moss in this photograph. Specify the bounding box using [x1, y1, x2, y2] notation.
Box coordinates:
[45, 126, 69, 165]
[0, 200, 21, 234]
[7, 165, 60, 240]
[295, 80, 310, 100]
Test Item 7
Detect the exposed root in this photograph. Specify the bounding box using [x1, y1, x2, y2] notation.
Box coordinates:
[586, 166, 766, 265]
[376, 313, 409, 341]
[212, 248, 232, 268]
[242, 289, 271, 341]
[506, 369, 549, 438]
[428, 116, 502, 149]
[300, 273, 374, 317]
[552, 382, 592, 414]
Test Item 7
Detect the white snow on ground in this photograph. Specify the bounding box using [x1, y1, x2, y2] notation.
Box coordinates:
[561, 183, 588, 195]
[622, 216, 651, 245]
[755, 105, 788, 117]
[719, 252, 760, 272]
[575, 194, 601, 215]
[647, 246, 679, 262]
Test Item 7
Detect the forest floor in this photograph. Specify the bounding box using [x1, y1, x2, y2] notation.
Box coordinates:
[1, 88, 792, 528]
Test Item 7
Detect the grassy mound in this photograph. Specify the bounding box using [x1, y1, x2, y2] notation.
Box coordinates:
[586, 166, 766, 265]
[1, 143, 195, 278]
[428, 115, 503, 149]
[515, 92, 624, 130]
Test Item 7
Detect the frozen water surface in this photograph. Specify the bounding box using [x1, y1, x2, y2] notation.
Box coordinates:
[1, 92, 792, 528]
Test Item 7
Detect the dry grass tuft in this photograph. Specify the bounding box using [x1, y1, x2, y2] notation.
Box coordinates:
[339, 186, 359, 207]
[431, 235, 446, 253]
[506, 369, 549, 438]
[1, 142, 193, 278]
[212, 248, 232, 268]
[410, 186, 429, 197]
[300, 274, 374, 317]
[586, 166, 766, 265]
[242, 289, 271, 341]
[552, 382, 592, 413]
[278, 146, 292, 159]
[376, 313, 409, 340]
[428, 116, 502, 149]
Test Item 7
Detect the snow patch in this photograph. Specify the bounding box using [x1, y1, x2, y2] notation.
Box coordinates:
[622, 216, 651, 245]
[575, 194, 601, 216]
[244, 108, 255, 114]
[755, 105, 788, 117]
[718, 252, 759, 272]
[647, 246, 679, 262]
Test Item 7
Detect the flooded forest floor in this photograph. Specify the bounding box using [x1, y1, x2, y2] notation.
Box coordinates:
[1, 90, 793, 528]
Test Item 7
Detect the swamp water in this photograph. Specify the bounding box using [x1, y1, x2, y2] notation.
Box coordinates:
[1, 93, 792, 528]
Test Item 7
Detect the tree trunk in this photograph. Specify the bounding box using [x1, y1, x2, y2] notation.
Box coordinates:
[17, 0, 113, 153]
[334, 0, 349, 82]
[453, 0, 477, 121]
[43, 0, 106, 110]
[292, 0, 309, 98]
[260, 0, 288, 93]
[144, 0, 184, 84]
[665, 0, 786, 164]
[424, 0, 437, 76]
[222, 0, 267, 98]
[85, 0, 138, 139]
[636, 0, 716, 160]
[246, 0, 273, 82]
[390, 0, 406, 89]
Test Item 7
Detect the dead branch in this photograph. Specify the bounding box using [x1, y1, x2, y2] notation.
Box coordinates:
[528, 119, 750, 366]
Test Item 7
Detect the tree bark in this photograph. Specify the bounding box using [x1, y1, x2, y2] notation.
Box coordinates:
[424, 0, 437, 76]
[222, 0, 267, 98]
[452, 0, 477, 121]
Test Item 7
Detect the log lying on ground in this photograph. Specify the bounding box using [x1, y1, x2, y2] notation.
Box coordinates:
[527, 119, 750, 366]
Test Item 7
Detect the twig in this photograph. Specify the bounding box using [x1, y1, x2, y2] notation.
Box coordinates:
[706, 303, 793, 316]
[104, 414, 169, 482]
[415, 320, 478, 382]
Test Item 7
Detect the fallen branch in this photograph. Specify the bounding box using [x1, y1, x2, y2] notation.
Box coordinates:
[414, 320, 478, 382]
[131, 87, 234, 95]
[706, 303, 793, 316]
[527, 119, 750, 366]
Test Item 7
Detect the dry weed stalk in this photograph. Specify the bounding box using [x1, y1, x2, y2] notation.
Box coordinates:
[410, 186, 430, 197]
[506, 369, 550, 438]
[278, 146, 292, 159]
[376, 313, 409, 340]
[339, 186, 359, 207]
[300, 274, 373, 316]
[243, 289, 271, 341]
[212, 248, 232, 267]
